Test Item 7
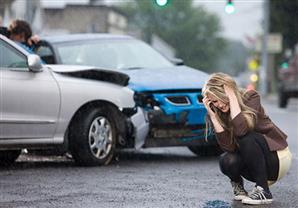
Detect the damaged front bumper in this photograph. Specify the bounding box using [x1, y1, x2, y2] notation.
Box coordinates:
[129, 107, 215, 149]
[130, 107, 149, 149]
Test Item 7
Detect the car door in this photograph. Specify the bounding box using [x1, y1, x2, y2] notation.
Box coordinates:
[34, 41, 58, 64]
[0, 38, 60, 140]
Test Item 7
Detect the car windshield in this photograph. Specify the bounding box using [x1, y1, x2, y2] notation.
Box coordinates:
[54, 39, 174, 70]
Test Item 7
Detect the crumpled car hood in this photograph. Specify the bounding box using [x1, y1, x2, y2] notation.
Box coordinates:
[48, 65, 97, 73]
[47, 65, 129, 86]
[47, 65, 209, 91]
[124, 66, 209, 92]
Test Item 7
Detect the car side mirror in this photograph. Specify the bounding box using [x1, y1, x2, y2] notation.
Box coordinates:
[28, 54, 43, 72]
[169, 58, 184, 66]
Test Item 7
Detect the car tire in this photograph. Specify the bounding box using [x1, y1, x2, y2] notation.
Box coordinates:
[69, 106, 117, 166]
[188, 145, 222, 157]
[0, 150, 21, 166]
[278, 88, 288, 108]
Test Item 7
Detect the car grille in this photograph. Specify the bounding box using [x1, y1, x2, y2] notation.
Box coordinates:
[165, 96, 190, 105]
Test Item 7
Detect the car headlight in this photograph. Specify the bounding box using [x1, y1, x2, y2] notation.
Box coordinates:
[133, 92, 160, 109]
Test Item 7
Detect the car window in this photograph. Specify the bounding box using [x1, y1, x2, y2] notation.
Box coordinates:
[55, 39, 174, 70]
[0, 40, 27, 70]
[35, 44, 56, 64]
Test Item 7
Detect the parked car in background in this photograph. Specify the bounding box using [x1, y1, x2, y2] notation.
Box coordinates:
[34, 34, 220, 157]
[278, 53, 298, 108]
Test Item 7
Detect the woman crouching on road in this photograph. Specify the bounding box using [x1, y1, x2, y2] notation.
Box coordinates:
[202, 72, 292, 205]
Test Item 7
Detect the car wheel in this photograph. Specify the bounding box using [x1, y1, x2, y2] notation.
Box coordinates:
[0, 150, 21, 166]
[278, 88, 288, 108]
[69, 106, 117, 166]
[188, 145, 222, 156]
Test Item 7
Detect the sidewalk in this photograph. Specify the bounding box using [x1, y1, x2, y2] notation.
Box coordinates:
[262, 93, 298, 106]
[263, 93, 278, 102]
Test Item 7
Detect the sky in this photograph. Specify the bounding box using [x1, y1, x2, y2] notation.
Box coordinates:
[194, 0, 264, 45]
[42, 0, 264, 45]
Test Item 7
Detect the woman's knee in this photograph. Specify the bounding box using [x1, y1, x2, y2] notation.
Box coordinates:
[219, 152, 240, 174]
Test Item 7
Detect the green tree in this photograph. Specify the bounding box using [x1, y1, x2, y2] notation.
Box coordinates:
[215, 40, 249, 76]
[118, 0, 225, 72]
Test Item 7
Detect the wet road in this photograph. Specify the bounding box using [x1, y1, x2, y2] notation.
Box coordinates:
[0, 97, 297, 208]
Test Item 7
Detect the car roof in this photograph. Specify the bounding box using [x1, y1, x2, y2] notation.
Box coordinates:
[0, 34, 31, 56]
[42, 33, 135, 44]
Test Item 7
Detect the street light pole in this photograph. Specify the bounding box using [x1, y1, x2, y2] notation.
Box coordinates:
[25, 0, 34, 23]
[260, 0, 269, 96]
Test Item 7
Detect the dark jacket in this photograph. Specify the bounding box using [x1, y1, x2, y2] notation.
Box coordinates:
[215, 90, 288, 152]
[0, 26, 10, 37]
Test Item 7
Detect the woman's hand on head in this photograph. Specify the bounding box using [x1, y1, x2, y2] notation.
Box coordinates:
[27, 34, 40, 46]
[203, 96, 216, 118]
[203, 96, 224, 132]
[224, 84, 241, 119]
[223, 85, 235, 99]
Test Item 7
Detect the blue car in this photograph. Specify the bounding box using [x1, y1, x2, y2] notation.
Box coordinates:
[34, 34, 220, 158]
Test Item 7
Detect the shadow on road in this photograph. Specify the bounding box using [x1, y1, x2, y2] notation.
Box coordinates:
[114, 149, 218, 163]
[0, 148, 219, 171]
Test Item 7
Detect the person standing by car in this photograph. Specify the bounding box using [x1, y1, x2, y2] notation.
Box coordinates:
[0, 19, 39, 52]
[202, 72, 292, 205]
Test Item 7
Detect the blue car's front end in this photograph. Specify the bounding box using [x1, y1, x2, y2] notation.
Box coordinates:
[126, 65, 215, 148]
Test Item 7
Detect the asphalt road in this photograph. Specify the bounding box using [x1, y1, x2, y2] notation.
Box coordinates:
[0, 97, 297, 208]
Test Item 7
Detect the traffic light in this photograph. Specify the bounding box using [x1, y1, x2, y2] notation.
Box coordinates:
[281, 62, 289, 69]
[155, 0, 169, 7]
[248, 56, 260, 72]
[248, 59, 259, 71]
[250, 73, 259, 83]
[225, 0, 235, 14]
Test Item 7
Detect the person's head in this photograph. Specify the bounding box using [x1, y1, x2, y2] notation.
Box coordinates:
[203, 73, 237, 113]
[8, 19, 32, 43]
[203, 72, 256, 135]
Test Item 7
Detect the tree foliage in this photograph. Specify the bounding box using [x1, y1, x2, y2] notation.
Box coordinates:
[118, 0, 225, 72]
[215, 40, 248, 76]
[270, 0, 298, 51]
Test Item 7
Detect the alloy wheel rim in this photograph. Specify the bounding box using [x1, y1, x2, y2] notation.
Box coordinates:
[88, 116, 113, 159]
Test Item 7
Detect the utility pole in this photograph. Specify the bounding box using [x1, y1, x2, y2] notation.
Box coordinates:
[25, 0, 34, 23]
[260, 0, 269, 96]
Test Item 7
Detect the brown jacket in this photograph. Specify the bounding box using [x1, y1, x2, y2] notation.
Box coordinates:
[215, 90, 288, 152]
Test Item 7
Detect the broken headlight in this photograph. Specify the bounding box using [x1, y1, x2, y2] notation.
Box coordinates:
[133, 92, 160, 109]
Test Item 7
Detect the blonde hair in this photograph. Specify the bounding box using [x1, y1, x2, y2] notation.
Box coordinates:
[203, 73, 256, 144]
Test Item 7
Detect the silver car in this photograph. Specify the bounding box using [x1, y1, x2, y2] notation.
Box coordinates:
[0, 34, 148, 166]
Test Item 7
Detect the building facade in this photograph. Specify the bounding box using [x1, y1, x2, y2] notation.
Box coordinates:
[43, 4, 127, 35]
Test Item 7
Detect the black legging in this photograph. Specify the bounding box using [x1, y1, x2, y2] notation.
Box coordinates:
[219, 131, 279, 192]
